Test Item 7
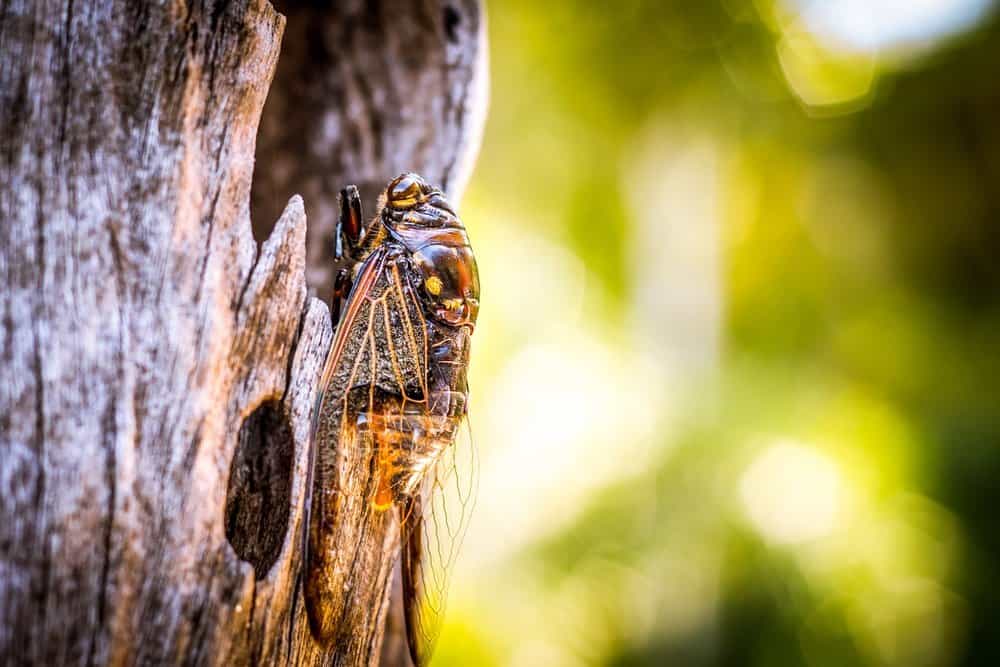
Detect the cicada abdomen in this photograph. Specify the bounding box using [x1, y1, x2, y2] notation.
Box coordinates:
[363, 390, 468, 511]
[305, 174, 479, 666]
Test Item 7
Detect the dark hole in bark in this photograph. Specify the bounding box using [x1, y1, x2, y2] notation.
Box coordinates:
[224, 399, 294, 579]
[443, 5, 461, 43]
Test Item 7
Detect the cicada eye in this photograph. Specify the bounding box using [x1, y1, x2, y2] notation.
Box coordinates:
[387, 173, 424, 209]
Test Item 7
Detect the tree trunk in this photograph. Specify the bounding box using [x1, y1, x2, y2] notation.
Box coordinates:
[0, 1, 486, 665]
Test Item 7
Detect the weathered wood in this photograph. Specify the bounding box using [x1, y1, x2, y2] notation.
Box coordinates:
[0, 0, 487, 665]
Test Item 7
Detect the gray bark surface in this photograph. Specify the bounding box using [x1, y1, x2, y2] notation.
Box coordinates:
[0, 0, 486, 665]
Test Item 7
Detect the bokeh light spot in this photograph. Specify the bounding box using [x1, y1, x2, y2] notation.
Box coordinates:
[740, 440, 843, 544]
[787, 0, 996, 54]
[777, 23, 877, 109]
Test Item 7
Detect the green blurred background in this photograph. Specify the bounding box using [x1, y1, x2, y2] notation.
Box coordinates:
[442, 0, 1000, 665]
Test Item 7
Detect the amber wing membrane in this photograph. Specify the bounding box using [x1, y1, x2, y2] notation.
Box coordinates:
[402, 415, 479, 665]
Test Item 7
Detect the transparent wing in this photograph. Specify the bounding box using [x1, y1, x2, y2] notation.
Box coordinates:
[401, 413, 479, 665]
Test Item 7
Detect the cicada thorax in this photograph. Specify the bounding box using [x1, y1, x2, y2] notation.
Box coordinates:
[382, 196, 480, 329]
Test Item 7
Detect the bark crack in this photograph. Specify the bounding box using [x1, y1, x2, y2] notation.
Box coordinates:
[247, 578, 259, 665]
[57, 0, 75, 159]
[286, 571, 302, 666]
[234, 241, 262, 321]
[283, 297, 311, 399]
[87, 397, 118, 667]
[197, 186, 224, 303]
[31, 183, 49, 663]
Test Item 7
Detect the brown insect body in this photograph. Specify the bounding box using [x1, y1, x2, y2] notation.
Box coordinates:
[305, 174, 478, 666]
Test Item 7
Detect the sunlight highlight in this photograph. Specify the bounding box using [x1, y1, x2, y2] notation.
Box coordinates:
[467, 336, 665, 566]
[740, 440, 843, 544]
[788, 0, 995, 54]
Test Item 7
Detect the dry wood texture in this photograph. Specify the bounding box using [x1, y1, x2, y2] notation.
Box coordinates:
[0, 1, 487, 665]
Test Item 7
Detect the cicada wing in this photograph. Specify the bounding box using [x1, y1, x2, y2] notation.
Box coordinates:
[401, 414, 479, 666]
[306, 401, 401, 644]
[305, 246, 430, 645]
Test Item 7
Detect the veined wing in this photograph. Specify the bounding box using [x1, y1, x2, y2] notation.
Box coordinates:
[305, 244, 431, 645]
[402, 413, 479, 665]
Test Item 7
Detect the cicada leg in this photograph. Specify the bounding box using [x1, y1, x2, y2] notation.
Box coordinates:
[335, 185, 364, 260]
[337, 184, 385, 261]
[332, 185, 386, 320]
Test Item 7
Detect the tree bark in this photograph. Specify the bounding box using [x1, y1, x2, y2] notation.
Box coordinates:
[0, 1, 486, 665]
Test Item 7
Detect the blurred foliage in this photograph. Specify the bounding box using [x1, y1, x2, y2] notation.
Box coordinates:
[443, 0, 1000, 665]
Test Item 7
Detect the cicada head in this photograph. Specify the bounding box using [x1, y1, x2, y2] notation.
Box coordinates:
[382, 173, 480, 330]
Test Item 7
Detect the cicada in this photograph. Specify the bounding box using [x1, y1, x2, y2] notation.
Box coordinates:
[305, 173, 480, 665]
